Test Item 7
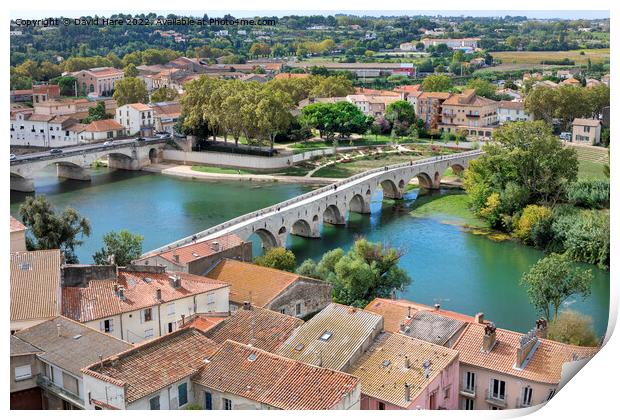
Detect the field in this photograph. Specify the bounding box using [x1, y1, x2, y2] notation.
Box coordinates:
[490, 49, 609, 66]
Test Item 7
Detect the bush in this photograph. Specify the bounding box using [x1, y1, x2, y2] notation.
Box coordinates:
[563, 210, 610, 268]
[547, 310, 599, 346]
[514, 205, 553, 244]
[253, 247, 296, 272]
[567, 179, 610, 209]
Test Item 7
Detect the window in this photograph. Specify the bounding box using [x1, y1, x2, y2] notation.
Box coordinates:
[547, 389, 556, 401]
[319, 331, 333, 341]
[279, 308, 286, 314]
[178, 383, 188, 406]
[223, 398, 232, 410]
[295, 302, 302, 316]
[443, 386, 451, 400]
[168, 322, 174, 333]
[204, 392, 212, 410]
[144, 329, 154, 339]
[207, 293, 215, 305]
[522, 386, 533, 406]
[377, 401, 385, 410]
[142, 308, 153, 323]
[149, 396, 160, 410]
[14, 365, 32, 381]
[464, 371, 475, 392]
[463, 399, 474, 410]
[100, 319, 113, 333]
[167, 303, 175, 316]
[490, 379, 506, 400]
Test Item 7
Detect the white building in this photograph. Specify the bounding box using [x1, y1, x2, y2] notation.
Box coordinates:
[10, 110, 84, 147]
[115, 103, 154, 136]
[497, 101, 533, 124]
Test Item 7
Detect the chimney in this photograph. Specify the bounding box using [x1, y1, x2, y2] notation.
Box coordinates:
[173, 253, 180, 263]
[404, 356, 410, 369]
[407, 306, 412, 319]
[404, 383, 411, 402]
[516, 330, 539, 367]
[156, 288, 162, 301]
[474, 313, 484, 324]
[169, 275, 181, 288]
[57, 323, 62, 337]
[98, 354, 103, 369]
[535, 318, 548, 339]
[423, 360, 431, 378]
[181, 314, 185, 326]
[243, 301, 252, 310]
[118, 287, 125, 301]
[316, 350, 323, 367]
[391, 289, 397, 300]
[211, 241, 220, 252]
[482, 323, 497, 352]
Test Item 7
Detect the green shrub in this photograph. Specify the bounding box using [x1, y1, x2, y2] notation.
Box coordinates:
[567, 179, 610, 209]
[514, 205, 553, 244]
[563, 210, 610, 268]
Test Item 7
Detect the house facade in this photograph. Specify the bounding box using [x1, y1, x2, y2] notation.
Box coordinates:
[438, 89, 498, 139]
[497, 101, 533, 124]
[571, 118, 602, 145]
[115, 103, 154, 136]
[72, 67, 124, 97]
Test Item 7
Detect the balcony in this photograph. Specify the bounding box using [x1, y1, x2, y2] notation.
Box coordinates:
[459, 384, 477, 398]
[37, 374, 84, 409]
[465, 113, 480, 118]
[485, 389, 507, 408]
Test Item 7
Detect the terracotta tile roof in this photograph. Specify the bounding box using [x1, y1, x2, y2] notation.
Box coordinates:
[83, 119, 124, 133]
[14, 316, 132, 377]
[277, 303, 383, 371]
[84, 67, 124, 78]
[443, 91, 497, 107]
[193, 340, 360, 410]
[561, 77, 581, 85]
[32, 84, 60, 96]
[83, 328, 219, 403]
[498, 100, 526, 110]
[354, 87, 401, 96]
[26, 114, 55, 122]
[150, 101, 182, 118]
[11, 250, 62, 323]
[127, 103, 152, 112]
[156, 234, 245, 265]
[10, 216, 26, 232]
[183, 314, 228, 332]
[452, 322, 598, 385]
[61, 270, 229, 323]
[394, 84, 421, 93]
[11, 89, 33, 95]
[206, 306, 303, 352]
[206, 259, 300, 307]
[274, 73, 310, 79]
[573, 118, 601, 127]
[365, 298, 473, 334]
[418, 92, 452, 100]
[349, 332, 459, 408]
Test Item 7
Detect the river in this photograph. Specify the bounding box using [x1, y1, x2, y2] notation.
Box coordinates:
[10, 167, 610, 336]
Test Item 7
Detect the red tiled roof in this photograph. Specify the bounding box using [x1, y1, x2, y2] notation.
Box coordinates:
[83, 119, 124, 132]
[183, 314, 228, 332]
[498, 100, 525, 110]
[193, 340, 360, 410]
[206, 306, 303, 352]
[10, 216, 26, 232]
[274, 73, 310, 80]
[83, 328, 219, 403]
[156, 234, 245, 265]
[61, 270, 229, 323]
[83, 67, 124, 78]
[127, 103, 152, 112]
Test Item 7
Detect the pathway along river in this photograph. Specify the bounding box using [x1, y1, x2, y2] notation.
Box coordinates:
[10, 167, 610, 336]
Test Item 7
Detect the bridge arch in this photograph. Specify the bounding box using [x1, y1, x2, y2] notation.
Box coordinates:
[379, 179, 401, 200]
[148, 147, 159, 164]
[291, 219, 313, 237]
[450, 163, 465, 176]
[416, 172, 433, 189]
[323, 204, 345, 225]
[349, 194, 367, 214]
[253, 228, 279, 249]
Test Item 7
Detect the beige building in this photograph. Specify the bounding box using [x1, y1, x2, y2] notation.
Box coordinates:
[78, 119, 126, 141]
[61, 265, 230, 344]
[72, 67, 124, 97]
[10, 216, 27, 252]
[205, 259, 332, 318]
[572, 118, 602, 145]
[438, 89, 499, 139]
[417, 92, 452, 129]
[497, 101, 533, 124]
[11, 249, 62, 332]
[150, 101, 182, 134]
[346, 94, 401, 118]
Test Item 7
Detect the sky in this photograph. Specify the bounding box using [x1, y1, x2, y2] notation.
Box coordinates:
[10, 10, 610, 20]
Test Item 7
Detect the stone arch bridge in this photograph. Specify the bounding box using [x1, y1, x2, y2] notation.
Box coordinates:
[145, 150, 483, 255]
[10, 139, 167, 192]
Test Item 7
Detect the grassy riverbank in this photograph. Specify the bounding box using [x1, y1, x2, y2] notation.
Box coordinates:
[191, 165, 311, 177]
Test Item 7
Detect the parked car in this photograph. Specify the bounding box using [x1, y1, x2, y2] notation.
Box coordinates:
[136, 137, 145, 142]
[10, 154, 16, 161]
[49, 148, 63, 154]
[103, 141, 112, 146]
[559, 132, 572, 141]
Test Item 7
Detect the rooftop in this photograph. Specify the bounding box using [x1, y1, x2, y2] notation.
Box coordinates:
[11, 250, 62, 324]
[126, 103, 152, 112]
[62, 269, 229, 323]
[277, 303, 383, 371]
[498, 100, 526, 110]
[10, 216, 26, 232]
[193, 340, 360, 410]
[206, 259, 302, 307]
[206, 305, 304, 352]
[14, 316, 132, 377]
[81, 67, 124, 77]
[452, 322, 598, 384]
[348, 332, 459, 408]
[83, 328, 219, 403]
[573, 118, 602, 127]
[82, 119, 124, 133]
[154, 234, 246, 266]
[10, 335, 42, 356]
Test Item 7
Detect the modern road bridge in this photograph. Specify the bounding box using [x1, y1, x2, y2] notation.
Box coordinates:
[10, 138, 168, 192]
[144, 149, 483, 255]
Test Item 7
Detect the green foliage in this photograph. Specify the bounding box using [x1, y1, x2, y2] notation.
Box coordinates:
[296, 239, 411, 308]
[92, 230, 144, 266]
[466, 78, 497, 99]
[123, 63, 139, 78]
[18, 196, 91, 264]
[561, 210, 610, 268]
[112, 77, 149, 106]
[421, 74, 452, 92]
[184, 403, 203, 410]
[566, 179, 609, 209]
[50, 75, 77, 96]
[254, 247, 296, 272]
[150, 86, 178, 103]
[384, 100, 416, 137]
[520, 253, 593, 321]
[82, 101, 110, 124]
[299, 101, 371, 140]
[514, 205, 553, 244]
[547, 310, 600, 347]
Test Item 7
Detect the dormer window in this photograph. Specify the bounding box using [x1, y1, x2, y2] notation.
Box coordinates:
[319, 331, 333, 341]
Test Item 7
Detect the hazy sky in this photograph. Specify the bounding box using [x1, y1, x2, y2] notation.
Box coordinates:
[11, 10, 610, 20]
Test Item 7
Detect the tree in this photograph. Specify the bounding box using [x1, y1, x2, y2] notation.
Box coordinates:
[385, 100, 416, 137]
[50, 75, 77, 96]
[92, 230, 144, 266]
[520, 253, 593, 321]
[18, 196, 91, 264]
[253, 247, 296, 272]
[150, 86, 178, 103]
[255, 87, 293, 150]
[82, 101, 110, 124]
[309, 75, 354, 98]
[547, 310, 599, 346]
[113, 77, 149, 106]
[249, 43, 271, 57]
[524, 86, 559, 125]
[466, 78, 497, 99]
[421, 74, 452, 92]
[123, 63, 139, 78]
[296, 239, 411, 307]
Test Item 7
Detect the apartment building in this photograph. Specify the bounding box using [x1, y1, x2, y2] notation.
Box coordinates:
[61, 265, 230, 343]
[346, 94, 401, 118]
[11, 250, 62, 332]
[206, 259, 332, 318]
[10, 109, 82, 147]
[421, 37, 480, 51]
[572, 118, 602, 145]
[438, 89, 499, 139]
[150, 101, 182, 134]
[417, 92, 452, 129]
[497, 101, 533, 124]
[289, 62, 416, 78]
[10, 316, 132, 410]
[115, 103, 154, 136]
[72, 67, 124, 97]
[134, 233, 252, 275]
